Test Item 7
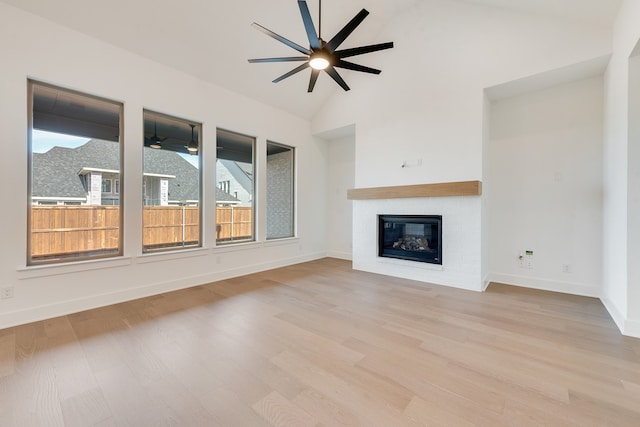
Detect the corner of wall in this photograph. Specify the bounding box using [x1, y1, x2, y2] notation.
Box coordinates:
[601, 296, 640, 338]
[327, 251, 353, 261]
[600, 296, 627, 335]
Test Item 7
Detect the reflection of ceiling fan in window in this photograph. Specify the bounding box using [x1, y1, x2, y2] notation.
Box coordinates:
[145, 121, 167, 149]
[143, 116, 199, 155]
[249, 0, 394, 92]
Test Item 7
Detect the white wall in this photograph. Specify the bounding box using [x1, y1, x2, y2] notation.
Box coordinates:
[0, 3, 329, 329]
[326, 135, 355, 260]
[628, 51, 640, 336]
[602, 0, 640, 337]
[312, 0, 611, 184]
[488, 76, 604, 297]
[482, 94, 492, 289]
[312, 0, 611, 292]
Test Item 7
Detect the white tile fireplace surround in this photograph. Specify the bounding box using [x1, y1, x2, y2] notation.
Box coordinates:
[352, 195, 483, 291]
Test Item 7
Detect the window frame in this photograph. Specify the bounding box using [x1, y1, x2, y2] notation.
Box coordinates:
[142, 109, 203, 254]
[27, 80, 124, 266]
[102, 178, 112, 194]
[266, 141, 296, 240]
[215, 128, 256, 245]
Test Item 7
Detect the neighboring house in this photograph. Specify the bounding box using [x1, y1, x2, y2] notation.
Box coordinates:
[216, 159, 253, 206]
[32, 139, 239, 206]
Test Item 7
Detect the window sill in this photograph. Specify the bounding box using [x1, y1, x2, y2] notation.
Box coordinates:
[16, 238, 301, 278]
[17, 256, 133, 279]
[212, 237, 299, 253]
[136, 247, 209, 264]
[264, 236, 299, 247]
[212, 240, 261, 254]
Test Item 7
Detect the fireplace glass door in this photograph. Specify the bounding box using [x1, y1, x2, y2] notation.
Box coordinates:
[378, 215, 442, 264]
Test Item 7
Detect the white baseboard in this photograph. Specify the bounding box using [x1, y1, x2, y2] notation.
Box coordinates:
[489, 274, 640, 338]
[600, 297, 626, 334]
[326, 250, 352, 261]
[487, 273, 601, 298]
[482, 274, 491, 291]
[0, 252, 326, 330]
[623, 317, 640, 338]
[603, 298, 640, 338]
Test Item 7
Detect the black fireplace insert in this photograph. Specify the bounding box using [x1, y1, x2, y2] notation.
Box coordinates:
[378, 215, 442, 264]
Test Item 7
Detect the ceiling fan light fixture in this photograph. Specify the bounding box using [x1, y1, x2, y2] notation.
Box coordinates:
[186, 124, 198, 154]
[149, 120, 163, 149]
[309, 52, 330, 70]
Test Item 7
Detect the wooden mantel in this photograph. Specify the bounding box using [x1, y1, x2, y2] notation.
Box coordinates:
[347, 180, 482, 200]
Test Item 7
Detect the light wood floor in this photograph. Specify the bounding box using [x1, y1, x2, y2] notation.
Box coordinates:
[1, 258, 639, 426]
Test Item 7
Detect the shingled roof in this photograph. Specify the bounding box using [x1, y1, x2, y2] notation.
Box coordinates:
[33, 145, 94, 199]
[32, 139, 239, 203]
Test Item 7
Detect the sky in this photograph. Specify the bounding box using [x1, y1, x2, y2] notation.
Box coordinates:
[32, 130, 200, 168]
[32, 129, 88, 153]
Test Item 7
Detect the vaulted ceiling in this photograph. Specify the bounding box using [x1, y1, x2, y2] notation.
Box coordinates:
[2, 0, 623, 120]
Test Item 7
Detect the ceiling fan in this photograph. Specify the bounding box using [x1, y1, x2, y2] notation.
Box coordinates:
[248, 0, 394, 92]
[145, 120, 168, 149]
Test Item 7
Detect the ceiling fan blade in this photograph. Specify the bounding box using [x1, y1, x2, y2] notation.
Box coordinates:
[298, 1, 321, 50]
[325, 66, 350, 91]
[326, 9, 369, 52]
[335, 59, 381, 74]
[273, 63, 310, 83]
[251, 22, 312, 55]
[308, 69, 320, 92]
[336, 42, 394, 59]
[249, 56, 309, 63]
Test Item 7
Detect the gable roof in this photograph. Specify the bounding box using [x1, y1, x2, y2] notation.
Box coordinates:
[218, 159, 253, 194]
[143, 144, 199, 201]
[32, 139, 239, 203]
[32, 145, 93, 199]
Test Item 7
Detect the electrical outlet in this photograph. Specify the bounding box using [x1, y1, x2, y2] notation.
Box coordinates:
[1, 287, 14, 299]
[518, 251, 525, 268]
[525, 250, 534, 269]
[562, 264, 571, 273]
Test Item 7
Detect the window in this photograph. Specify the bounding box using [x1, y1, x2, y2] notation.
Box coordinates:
[102, 178, 112, 193]
[218, 180, 231, 193]
[216, 129, 255, 243]
[28, 81, 123, 264]
[142, 110, 201, 252]
[266, 142, 295, 239]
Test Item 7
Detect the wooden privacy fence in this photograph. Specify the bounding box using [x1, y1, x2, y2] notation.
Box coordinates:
[31, 205, 252, 258]
[215, 206, 253, 242]
[143, 206, 200, 249]
[31, 206, 120, 258]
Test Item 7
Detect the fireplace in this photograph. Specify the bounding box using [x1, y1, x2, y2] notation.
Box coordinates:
[378, 215, 442, 264]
